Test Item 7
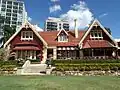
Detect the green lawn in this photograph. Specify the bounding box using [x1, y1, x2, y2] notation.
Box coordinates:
[0, 75, 120, 90]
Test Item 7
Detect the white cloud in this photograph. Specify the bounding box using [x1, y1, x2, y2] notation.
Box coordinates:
[60, 1, 94, 29]
[99, 13, 108, 18]
[50, 0, 60, 2]
[49, 4, 61, 13]
[28, 17, 32, 22]
[34, 25, 43, 32]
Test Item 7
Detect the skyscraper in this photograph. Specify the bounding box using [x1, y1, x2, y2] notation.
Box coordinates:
[0, 0, 27, 47]
[0, 0, 27, 30]
[45, 17, 69, 31]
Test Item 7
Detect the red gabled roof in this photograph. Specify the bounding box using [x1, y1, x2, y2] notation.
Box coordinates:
[83, 40, 114, 49]
[39, 30, 86, 47]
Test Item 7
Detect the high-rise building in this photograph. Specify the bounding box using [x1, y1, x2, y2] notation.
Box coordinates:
[0, 0, 27, 30]
[45, 17, 69, 31]
[0, 0, 27, 47]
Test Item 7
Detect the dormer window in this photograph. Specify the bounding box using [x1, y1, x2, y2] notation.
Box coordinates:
[57, 30, 68, 42]
[59, 34, 67, 41]
[90, 30, 103, 40]
[58, 33, 68, 42]
[21, 31, 33, 40]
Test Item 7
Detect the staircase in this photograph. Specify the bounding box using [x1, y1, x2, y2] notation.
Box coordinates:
[17, 60, 47, 75]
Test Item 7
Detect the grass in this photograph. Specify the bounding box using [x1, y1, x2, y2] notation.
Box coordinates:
[0, 75, 120, 90]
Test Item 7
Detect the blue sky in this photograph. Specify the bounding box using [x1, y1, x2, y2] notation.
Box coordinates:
[24, 0, 120, 38]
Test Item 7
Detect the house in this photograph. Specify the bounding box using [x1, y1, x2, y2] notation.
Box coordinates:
[115, 39, 120, 58]
[4, 19, 118, 63]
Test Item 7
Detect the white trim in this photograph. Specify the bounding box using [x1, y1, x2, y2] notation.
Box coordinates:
[57, 29, 68, 36]
[21, 31, 33, 41]
[4, 21, 48, 48]
[79, 19, 117, 47]
[48, 46, 56, 49]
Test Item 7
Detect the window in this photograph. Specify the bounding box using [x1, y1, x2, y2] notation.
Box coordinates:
[21, 31, 33, 40]
[6, 13, 11, 16]
[13, 2, 18, 6]
[58, 33, 68, 42]
[13, 10, 17, 13]
[12, 14, 17, 17]
[13, 6, 18, 9]
[18, 10, 22, 14]
[7, 5, 12, 8]
[2, 4, 6, 8]
[1, 8, 5, 11]
[6, 17, 11, 21]
[90, 30, 103, 40]
[19, 7, 23, 10]
[7, 1, 12, 5]
[12, 21, 17, 25]
[17, 51, 36, 59]
[7, 9, 11, 12]
[2, 1, 6, 4]
[18, 22, 22, 25]
[19, 3, 23, 7]
[12, 17, 17, 21]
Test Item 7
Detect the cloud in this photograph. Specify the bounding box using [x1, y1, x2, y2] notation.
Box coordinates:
[34, 25, 43, 32]
[60, 1, 94, 29]
[28, 17, 32, 22]
[49, 4, 61, 13]
[50, 0, 60, 2]
[99, 13, 108, 18]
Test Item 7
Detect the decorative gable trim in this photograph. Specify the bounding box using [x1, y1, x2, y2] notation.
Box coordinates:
[57, 29, 68, 36]
[4, 21, 48, 48]
[57, 29, 68, 42]
[79, 19, 117, 48]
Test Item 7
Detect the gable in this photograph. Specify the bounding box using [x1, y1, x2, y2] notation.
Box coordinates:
[79, 19, 117, 47]
[57, 29, 68, 36]
[4, 21, 47, 48]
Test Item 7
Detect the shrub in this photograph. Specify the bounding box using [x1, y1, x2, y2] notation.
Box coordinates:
[0, 48, 8, 61]
[53, 62, 120, 72]
[52, 59, 120, 65]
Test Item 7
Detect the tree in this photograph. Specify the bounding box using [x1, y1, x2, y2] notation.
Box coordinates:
[0, 15, 5, 47]
[3, 25, 16, 43]
[0, 14, 16, 44]
[105, 27, 111, 35]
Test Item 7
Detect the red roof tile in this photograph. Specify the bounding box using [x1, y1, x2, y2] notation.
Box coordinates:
[83, 40, 113, 48]
[39, 30, 85, 47]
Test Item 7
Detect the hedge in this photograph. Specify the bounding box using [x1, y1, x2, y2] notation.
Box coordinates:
[52, 59, 120, 65]
[52, 59, 120, 71]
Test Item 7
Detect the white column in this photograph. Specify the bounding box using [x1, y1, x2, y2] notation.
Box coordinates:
[20, 50, 22, 59]
[41, 47, 47, 64]
[53, 48, 57, 60]
[30, 51, 32, 59]
[34, 51, 36, 59]
[92, 49, 94, 57]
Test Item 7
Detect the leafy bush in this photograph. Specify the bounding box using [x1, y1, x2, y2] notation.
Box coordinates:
[52, 59, 120, 65]
[53, 59, 120, 71]
[0, 48, 7, 61]
[29, 59, 41, 64]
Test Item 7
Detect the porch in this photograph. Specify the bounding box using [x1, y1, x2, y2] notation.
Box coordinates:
[12, 45, 43, 61]
[81, 48, 117, 59]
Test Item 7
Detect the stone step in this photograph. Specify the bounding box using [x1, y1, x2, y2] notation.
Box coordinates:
[23, 64, 47, 73]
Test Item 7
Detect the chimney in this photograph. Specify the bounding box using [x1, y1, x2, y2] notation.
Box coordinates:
[74, 19, 78, 38]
